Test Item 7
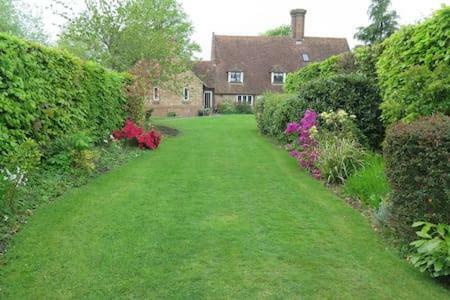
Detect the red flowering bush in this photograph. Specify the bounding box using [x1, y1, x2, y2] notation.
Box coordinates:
[113, 120, 161, 150]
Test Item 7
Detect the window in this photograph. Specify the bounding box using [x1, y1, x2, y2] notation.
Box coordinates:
[271, 72, 286, 85]
[236, 95, 254, 106]
[302, 53, 310, 62]
[182, 87, 190, 101]
[228, 71, 243, 83]
[153, 87, 160, 101]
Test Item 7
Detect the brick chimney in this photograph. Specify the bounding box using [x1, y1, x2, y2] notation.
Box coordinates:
[291, 9, 307, 41]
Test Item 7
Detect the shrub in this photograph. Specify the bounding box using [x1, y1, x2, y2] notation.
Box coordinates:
[1, 139, 41, 174]
[166, 112, 176, 118]
[377, 6, 450, 124]
[344, 153, 389, 208]
[217, 100, 236, 114]
[384, 115, 450, 243]
[113, 120, 161, 150]
[409, 222, 450, 278]
[297, 74, 384, 149]
[256, 93, 308, 140]
[316, 136, 365, 184]
[285, 52, 356, 92]
[235, 103, 253, 114]
[0, 33, 128, 166]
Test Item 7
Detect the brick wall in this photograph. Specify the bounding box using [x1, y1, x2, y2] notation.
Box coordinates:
[145, 71, 204, 117]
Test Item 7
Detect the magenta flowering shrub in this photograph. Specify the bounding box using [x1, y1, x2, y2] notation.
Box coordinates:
[285, 110, 321, 179]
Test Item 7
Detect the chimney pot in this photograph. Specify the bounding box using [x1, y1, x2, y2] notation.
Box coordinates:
[291, 9, 307, 41]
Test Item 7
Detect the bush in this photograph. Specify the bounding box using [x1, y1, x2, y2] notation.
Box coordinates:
[256, 93, 308, 140]
[166, 112, 176, 118]
[383, 115, 450, 243]
[410, 222, 450, 278]
[344, 153, 389, 208]
[377, 6, 450, 124]
[113, 120, 161, 150]
[0, 33, 128, 167]
[285, 52, 356, 92]
[217, 100, 253, 115]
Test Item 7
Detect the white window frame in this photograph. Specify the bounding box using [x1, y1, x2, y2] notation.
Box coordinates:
[153, 87, 160, 101]
[182, 87, 190, 101]
[302, 53, 310, 62]
[271, 72, 286, 85]
[236, 95, 254, 106]
[228, 71, 244, 84]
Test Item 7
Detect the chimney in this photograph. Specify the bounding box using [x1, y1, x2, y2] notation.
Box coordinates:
[291, 9, 307, 41]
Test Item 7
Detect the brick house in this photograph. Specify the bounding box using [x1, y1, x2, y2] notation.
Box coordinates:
[146, 8, 349, 117]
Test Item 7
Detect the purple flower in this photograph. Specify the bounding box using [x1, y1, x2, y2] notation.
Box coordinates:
[289, 150, 299, 158]
[285, 122, 300, 134]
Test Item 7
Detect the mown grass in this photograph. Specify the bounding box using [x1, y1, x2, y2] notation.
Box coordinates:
[0, 115, 448, 299]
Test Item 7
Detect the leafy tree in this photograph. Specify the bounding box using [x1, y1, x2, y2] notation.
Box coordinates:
[354, 0, 399, 45]
[261, 25, 291, 37]
[56, 0, 199, 77]
[0, 0, 47, 43]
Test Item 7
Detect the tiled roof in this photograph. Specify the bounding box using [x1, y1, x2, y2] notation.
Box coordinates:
[194, 35, 350, 95]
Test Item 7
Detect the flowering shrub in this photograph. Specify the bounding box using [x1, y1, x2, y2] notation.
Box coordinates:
[285, 109, 366, 183]
[113, 120, 162, 150]
[285, 110, 321, 178]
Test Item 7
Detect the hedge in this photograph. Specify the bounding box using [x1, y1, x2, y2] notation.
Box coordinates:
[384, 115, 450, 243]
[0, 33, 129, 163]
[377, 6, 450, 124]
[285, 52, 357, 93]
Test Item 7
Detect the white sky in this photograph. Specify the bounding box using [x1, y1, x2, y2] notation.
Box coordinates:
[28, 0, 449, 60]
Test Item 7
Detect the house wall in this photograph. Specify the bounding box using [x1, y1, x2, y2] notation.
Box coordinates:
[145, 71, 204, 117]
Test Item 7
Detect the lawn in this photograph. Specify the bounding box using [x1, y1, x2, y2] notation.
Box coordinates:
[0, 115, 448, 299]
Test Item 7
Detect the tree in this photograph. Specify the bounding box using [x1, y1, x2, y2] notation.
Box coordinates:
[261, 25, 291, 37]
[354, 0, 399, 45]
[0, 0, 47, 43]
[56, 0, 199, 77]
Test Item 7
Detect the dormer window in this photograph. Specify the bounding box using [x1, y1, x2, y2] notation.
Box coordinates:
[228, 71, 243, 83]
[302, 53, 310, 62]
[271, 72, 286, 85]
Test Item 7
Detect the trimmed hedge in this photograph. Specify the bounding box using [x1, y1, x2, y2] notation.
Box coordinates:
[0, 33, 129, 163]
[377, 6, 450, 124]
[384, 115, 450, 243]
[285, 52, 357, 93]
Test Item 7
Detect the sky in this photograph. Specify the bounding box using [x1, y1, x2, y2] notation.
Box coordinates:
[28, 0, 449, 60]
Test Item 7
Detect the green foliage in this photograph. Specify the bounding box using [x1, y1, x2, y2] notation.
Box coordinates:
[0, 33, 128, 165]
[167, 112, 176, 118]
[298, 74, 384, 149]
[217, 100, 253, 115]
[354, 0, 399, 45]
[410, 222, 450, 278]
[57, 0, 199, 75]
[377, 7, 450, 124]
[255, 93, 308, 140]
[344, 153, 389, 207]
[316, 136, 365, 184]
[285, 53, 357, 93]
[383, 115, 450, 243]
[353, 44, 384, 80]
[261, 25, 291, 37]
[1, 139, 41, 174]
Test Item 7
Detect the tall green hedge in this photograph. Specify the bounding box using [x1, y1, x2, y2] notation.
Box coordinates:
[384, 115, 450, 243]
[0, 33, 129, 161]
[377, 6, 450, 124]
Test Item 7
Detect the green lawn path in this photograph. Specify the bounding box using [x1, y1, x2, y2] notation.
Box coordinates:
[1, 115, 448, 299]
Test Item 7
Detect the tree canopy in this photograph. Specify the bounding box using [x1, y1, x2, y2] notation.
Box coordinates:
[0, 0, 47, 43]
[261, 25, 291, 37]
[57, 0, 199, 79]
[354, 0, 399, 45]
